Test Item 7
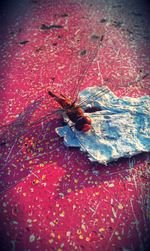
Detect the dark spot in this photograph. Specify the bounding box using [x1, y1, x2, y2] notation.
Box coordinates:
[91, 34, 100, 40]
[108, 226, 113, 232]
[0, 141, 7, 146]
[112, 21, 123, 28]
[126, 29, 133, 34]
[61, 13, 68, 17]
[58, 35, 62, 39]
[10, 31, 15, 35]
[55, 219, 59, 224]
[20, 40, 29, 45]
[80, 50, 87, 56]
[52, 42, 57, 46]
[51, 77, 55, 81]
[104, 115, 111, 119]
[100, 234, 104, 239]
[40, 24, 63, 30]
[35, 47, 42, 52]
[104, 77, 109, 81]
[100, 18, 107, 23]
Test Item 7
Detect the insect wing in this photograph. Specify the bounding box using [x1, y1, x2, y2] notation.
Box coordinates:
[77, 86, 110, 110]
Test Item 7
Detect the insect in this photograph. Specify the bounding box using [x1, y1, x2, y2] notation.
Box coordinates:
[48, 90, 92, 132]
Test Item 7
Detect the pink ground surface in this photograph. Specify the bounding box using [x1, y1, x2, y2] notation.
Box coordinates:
[0, 0, 150, 250]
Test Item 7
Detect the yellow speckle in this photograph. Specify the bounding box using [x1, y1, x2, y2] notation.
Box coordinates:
[74, 178, 78, 184]
[118, 236, 122, 240]
[99, 228, 105, 233]
[118, 203, 124, 209]
[58, 234, 61, 239]
[54, 219, 58, 224]
[42, 174, 46, 180]
[57, 248, 63, 251]
[86, 237, 90, 242]
[115, 231, 119, 236]
[81, 224, 86, 230]
[39, 163, 44, 167]
[67, 188, 72, 193]
[79, 235, 84, 239]
[95, 192, 99, 195]
[77, 229, 82, 235]
[33, 179, 40, 185]
[56, 203, 59, 208]
[60, 211, 65, 217]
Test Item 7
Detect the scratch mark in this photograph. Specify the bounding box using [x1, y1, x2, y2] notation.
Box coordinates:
[5, 138, 18, 163]
[105, 209, 121, 251]
[91, 201, 101, 217]
[97, 59, 104, 85]
[130, 198, 144, 250]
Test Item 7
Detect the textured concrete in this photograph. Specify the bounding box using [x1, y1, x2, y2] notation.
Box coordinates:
[0, 0, 150, 250]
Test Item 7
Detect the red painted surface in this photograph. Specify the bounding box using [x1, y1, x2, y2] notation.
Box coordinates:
[0, 0, 150, 251]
